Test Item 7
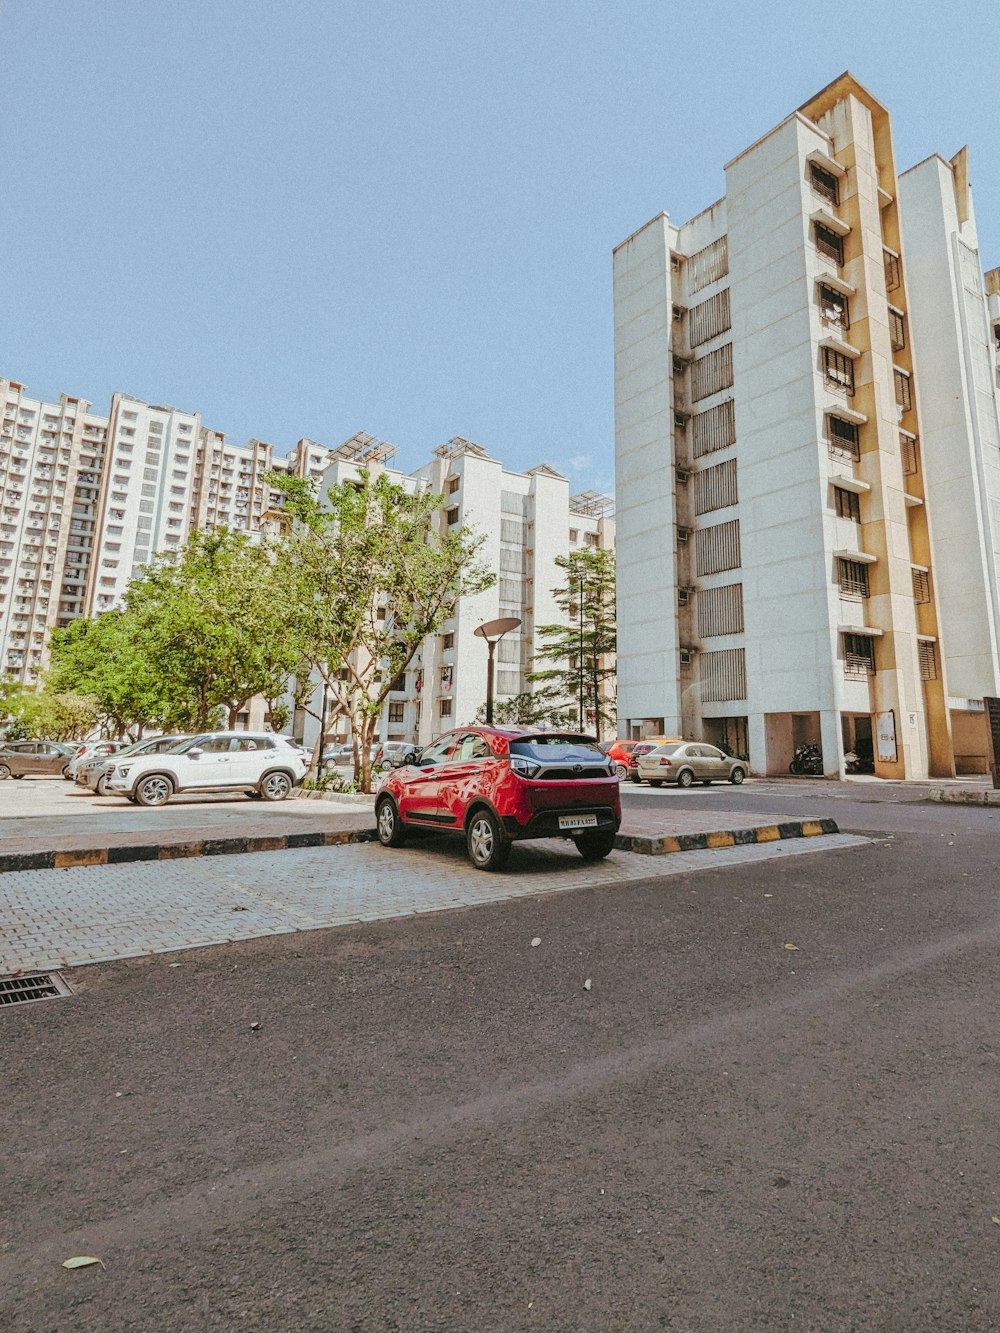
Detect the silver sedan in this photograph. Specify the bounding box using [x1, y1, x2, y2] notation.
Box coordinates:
[635, 741, 747, 788]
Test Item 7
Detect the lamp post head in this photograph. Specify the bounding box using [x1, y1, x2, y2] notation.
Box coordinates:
[474, 616, 521, 644]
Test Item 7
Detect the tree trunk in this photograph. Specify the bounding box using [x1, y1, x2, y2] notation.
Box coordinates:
[228, 704, 239, 729]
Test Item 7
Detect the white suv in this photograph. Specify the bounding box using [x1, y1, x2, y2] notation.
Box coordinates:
[107, 732, 308, 807]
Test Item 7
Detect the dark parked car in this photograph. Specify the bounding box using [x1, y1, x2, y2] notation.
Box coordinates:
[375, 727, 622, 871]
[77, 735, 189, 795]
[0, 740, 76, 779]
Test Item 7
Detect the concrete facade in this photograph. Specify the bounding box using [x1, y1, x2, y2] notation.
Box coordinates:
[897, 156, 1000, 772]
[614, 73, 972, 779]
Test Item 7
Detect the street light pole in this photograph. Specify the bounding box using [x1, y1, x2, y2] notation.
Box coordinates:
[475, 616, 522, 726]
[578, 574, 585, 731]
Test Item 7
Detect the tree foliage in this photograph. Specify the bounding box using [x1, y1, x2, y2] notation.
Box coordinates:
[47, 612, 166, 738]
[527, 547, 617, 740]
[269, 469, 494, 790]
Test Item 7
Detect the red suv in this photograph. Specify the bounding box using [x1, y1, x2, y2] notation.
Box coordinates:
[375, 727, 622, 872]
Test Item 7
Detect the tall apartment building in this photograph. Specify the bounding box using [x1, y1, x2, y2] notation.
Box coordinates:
[0, 378, 293, 683]
[613, 72, 987, 779]
[895, 157, 1000, 769]
[297, 435, 614, 751]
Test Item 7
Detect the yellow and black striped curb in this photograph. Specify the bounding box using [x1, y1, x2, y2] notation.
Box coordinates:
[614, 817, 840, 856]
[0, 817, 841, 875]
[0, 828, 377, 875]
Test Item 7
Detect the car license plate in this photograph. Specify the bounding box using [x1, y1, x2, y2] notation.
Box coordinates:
[558, 814, 598, 830]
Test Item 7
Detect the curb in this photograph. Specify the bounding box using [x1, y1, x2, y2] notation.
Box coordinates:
[614, 817, 840, 856]
[926, 788, 1000, 806]
[0, 816, 842, 876]
[0, 827, 378, 875]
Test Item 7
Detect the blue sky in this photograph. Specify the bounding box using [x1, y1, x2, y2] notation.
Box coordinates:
[2, 0, 997, 495]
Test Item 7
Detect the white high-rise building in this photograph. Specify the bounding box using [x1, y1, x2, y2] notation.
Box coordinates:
[896, 155, 1000, 770]
[612, 72, 1000, 779]
[296, 434, 614, 751]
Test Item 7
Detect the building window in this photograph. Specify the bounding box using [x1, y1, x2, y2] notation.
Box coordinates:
[389, 671, 406, 692]
[442, 632, 455, 650]
[814, 223, 844, 266]
[585, 532, 599, 547]
[883, 250, 902, 293]
[824, 348, 855, 395]
[900, 434, 919, 475]
[819, 284, 849, 330]
[827, 414, 860, 460]
[912, 568, 931, 604]
[445, 506, 459, 525]
[835, 486, 861, 521]
[894, 369, 912, 412]
[388, 702, 404, 722]
[439, 698, 452, 717]
[843, 633, 876, 676]
[569, 528, 578, 543]
[918, 640, 937, 681]
[889, 307, 906, 352]
[809, 161, 840, 207]
[837, 558, 869, 599]
[447, 476, 460, 494]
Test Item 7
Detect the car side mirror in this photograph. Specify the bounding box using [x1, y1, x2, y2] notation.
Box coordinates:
[188, 747, 203, 759]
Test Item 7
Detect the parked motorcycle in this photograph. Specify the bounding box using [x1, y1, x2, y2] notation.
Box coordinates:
[789, 742, 823, 776]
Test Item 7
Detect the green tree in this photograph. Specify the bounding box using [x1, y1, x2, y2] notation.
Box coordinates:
[47, 611, 167, 739]
[3, 687, 100, 742]
[472, 691, 546, 727]
[269, 469, 494, 791]
[119, 528, 303, 732]
[527, 547, 617, 740]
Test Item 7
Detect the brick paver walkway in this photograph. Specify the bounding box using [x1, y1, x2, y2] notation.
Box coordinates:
[0, 832, 867, 975]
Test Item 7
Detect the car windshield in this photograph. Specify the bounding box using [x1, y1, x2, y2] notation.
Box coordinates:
[509, 736, 606, 763]
[170, 735, 211, 753]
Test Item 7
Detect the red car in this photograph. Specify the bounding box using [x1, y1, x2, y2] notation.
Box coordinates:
[375, 727, 622, 872]
[604, 738, 639, 780]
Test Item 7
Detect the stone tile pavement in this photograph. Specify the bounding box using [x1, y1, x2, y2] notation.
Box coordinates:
[0, 832, 868, 975]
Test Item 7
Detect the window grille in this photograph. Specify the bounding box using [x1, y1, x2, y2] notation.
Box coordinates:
[809, 162, 840, 206]
[442, 632, 454, 649]
[499, 577, 521, 603]
[894, 369, 912, 412]
[695, 519, 741, 576]
[837, 558, 869, 598]
[824, 348, 855, 395]
[814, 223, 844, 265]
[694, 458, 738, 514]
[692, 399, 736, 458]
[900, 435, 919, 475]
[700, 648, 746, 702]
[446, 506, 459, 526]
[912, 568, 931, 603]
[388, 702, 404, 722]
[827, 415, 860, 460]
[698, 583, 744, 637]
[843, 633, 876, 676]
[884, 249, 901, 291]
[690, 344, 734, 401]
[500, 547, 529, 574]
[957, 241, 983, 296]
[834, 486, 861, 521]
[889, 307, 906, 352]
[819, 284, 849, 330]
[688, 289, 731, 348]
[496, 670, 520, 695]
[688, 236, 729, 294]
[447, 476, 460, 494]
[918, 640, 937, 681]
[501, 518, 525, 544]
[501, 490, 528, 516]
[439, 698, 453, 717]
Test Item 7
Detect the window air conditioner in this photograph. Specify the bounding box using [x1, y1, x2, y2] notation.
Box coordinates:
[677, 526, 690, 543]
[678, 587, 691, 607]
[679, 648, 693, 665]
[675, 468, 690, 485]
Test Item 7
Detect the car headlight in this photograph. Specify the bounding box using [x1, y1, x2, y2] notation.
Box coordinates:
[116, 766, 131, 778]
[510, 756, 541, 778]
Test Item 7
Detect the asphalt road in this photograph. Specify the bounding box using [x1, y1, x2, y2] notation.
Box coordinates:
[3, 795, 1000, 1331]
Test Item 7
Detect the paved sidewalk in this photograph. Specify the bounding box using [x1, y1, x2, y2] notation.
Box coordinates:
[0, 832, 868, 975]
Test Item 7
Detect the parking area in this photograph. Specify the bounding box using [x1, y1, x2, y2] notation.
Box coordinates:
[0, 828, 868, 974]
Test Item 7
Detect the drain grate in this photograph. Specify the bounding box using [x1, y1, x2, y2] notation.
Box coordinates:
[0, 972, 72, 1007]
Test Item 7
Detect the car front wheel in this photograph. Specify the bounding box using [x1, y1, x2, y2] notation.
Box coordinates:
[376, 796, 406, 847]
[95, 773, 111, 796]
[135, 775, 173, 807]
[575, 829, 616, 861]
[730, 766, 746, 785]
[259, 771, 292, 802]
[676, 768, 695, 789]
[466, 808, 511, 872]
